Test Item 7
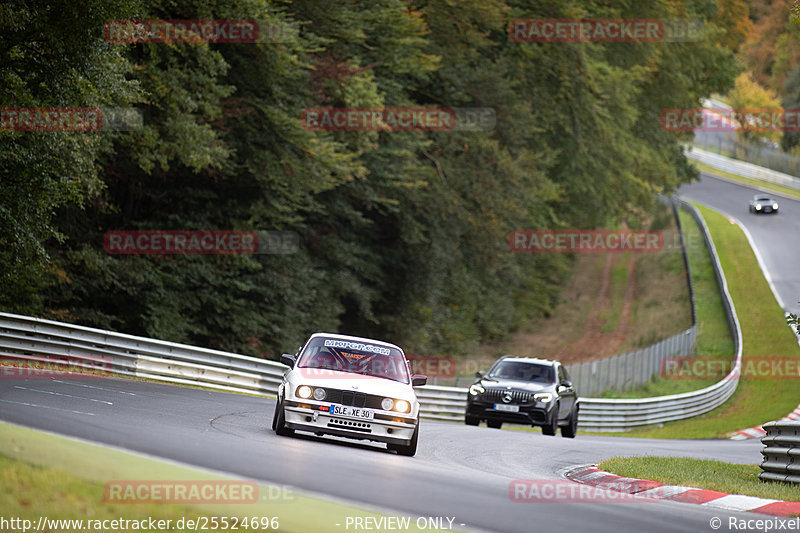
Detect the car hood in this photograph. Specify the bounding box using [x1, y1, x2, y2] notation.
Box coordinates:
[479, 379, 554, 392]
[288, 368, 416, 401]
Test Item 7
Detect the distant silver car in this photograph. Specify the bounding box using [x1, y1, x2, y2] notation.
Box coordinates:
[272, 333, 427, 456]
[749, 194, 779, 214]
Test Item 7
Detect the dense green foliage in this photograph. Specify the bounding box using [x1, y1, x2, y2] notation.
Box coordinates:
[1, 0, 738, 357]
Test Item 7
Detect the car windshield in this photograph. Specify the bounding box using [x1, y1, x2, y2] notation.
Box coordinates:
[298, 337, 410, 383]
[486, 361, 555, 383]
[754, 196, 771, 202]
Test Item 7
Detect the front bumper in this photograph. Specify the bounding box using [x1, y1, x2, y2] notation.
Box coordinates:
[466, 399, 554, 426]
[283, 400, 417, 445]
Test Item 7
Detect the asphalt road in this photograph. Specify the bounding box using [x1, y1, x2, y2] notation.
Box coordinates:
[0, 376, 768, 533]
[680, 173, 800, 316]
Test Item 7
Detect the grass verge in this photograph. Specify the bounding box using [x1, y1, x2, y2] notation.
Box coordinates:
[593, 203, 800, 438]
[601, 207, 734, 398]
[0, 421, 432, 532]
[598, 457, 800, 504]
[689, 159, 800, 202]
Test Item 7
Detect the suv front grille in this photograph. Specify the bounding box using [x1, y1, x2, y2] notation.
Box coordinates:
[482, 388, 532, 404]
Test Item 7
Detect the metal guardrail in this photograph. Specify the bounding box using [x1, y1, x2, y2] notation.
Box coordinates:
[566, 328, 696, 397]
[0, 198, 742, 431]
[759, 421, 800, 484]
[685, 145, 800, 191]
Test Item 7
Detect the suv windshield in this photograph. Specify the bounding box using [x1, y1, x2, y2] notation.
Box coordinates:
[487, 361, 555, 383]
[298, 336, 410, 383]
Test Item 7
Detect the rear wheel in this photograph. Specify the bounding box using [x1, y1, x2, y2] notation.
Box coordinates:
[542, 403, 559, 436]
[465, 415, 480, 426]
[561, 405, 578, 439]
[389, 424, 419, 456]
[487, 420, 502, 429]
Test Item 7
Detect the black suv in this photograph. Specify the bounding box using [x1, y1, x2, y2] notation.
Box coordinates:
[465, 356, 579, 438]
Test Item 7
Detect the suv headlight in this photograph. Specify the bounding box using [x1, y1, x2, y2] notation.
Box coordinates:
[469, 383, 485, 396]
[755, 203, 762, 210]
[773, 202, 779, 210]
[533, 392, 553, 403]
[296, 385, 313, 399]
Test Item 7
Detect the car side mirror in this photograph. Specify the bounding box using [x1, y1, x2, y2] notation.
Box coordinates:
[475, 371, 484, 379]
[411, 374, 427, 387]
[558, 379, 572, 392]
[280, 353, 296, 368]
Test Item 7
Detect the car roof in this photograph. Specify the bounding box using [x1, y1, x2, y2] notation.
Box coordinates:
[307, 332, 404, 354]
[753, 194, 772, 199]
[495, 355, 557, 366]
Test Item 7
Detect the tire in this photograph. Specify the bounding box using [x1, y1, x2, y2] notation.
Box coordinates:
[541, 403, 559, 436]
[465, 415, 480, 426]
[272, 398, 294, 437]
[561, 405, 578, 439]
[389, 423, 419, 456]
[487, 420, 502, 429]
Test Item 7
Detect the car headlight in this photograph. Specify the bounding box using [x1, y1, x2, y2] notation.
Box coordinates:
[533, 392, 553, 403]
[773, 203, 779, 210]
[755, 203, 762, 210]
[469, 383, 485, 396]
[394, 400, 411, 413]
[381, 398, 394, 411]
[313, 388, 327, 401]
[296, 385, 313, 399]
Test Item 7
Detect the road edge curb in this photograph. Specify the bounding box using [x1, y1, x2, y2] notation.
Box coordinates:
[565, 464, 800, 517]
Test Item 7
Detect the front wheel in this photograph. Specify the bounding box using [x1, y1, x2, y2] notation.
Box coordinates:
[465, 415, 480, 426]
[561, 404, 578, 438]
[389, 423, 419, 456]
[487, 420, 502, 429]
[542, 403, 559, 436]
[272, 399, 294, 437]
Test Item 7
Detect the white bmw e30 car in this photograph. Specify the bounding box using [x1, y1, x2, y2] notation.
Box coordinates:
[271, 333, 427, 456]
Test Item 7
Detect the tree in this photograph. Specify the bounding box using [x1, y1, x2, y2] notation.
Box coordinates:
[781, 67, 800, 152]
[0, 0, 141, 312]
[728, 72, 783, 146]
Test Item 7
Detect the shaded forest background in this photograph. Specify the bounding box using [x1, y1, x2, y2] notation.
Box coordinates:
[3, 0, 791, 358]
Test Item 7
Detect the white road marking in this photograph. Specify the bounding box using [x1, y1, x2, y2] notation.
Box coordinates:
[0, 399, 95, 416]
[14, 386, 113, 405]
[702, 494, 780, 511]
[51, 379, 137, 395]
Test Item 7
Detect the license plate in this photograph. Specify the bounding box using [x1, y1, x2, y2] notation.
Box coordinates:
[494, 404, 519, 412]
[330, 404, 374, 420]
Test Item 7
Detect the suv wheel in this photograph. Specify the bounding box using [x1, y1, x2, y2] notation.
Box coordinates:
[541, 403, 559, 436]
[561, 405, 578, 438]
